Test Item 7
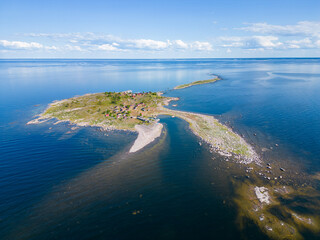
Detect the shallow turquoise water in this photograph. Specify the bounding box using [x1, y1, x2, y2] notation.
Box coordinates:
[0, 59, 319, 239]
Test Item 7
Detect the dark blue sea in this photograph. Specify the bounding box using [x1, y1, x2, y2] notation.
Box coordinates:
[0, 59, 320, 239]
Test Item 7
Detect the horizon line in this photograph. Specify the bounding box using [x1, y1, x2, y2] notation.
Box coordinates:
[1, 57, 320, 60]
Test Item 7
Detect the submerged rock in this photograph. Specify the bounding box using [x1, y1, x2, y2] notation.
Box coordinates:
[254, 186, 270, 204]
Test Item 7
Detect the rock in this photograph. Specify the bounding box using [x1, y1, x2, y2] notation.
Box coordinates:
[275, 144, 279, 147]
[253, 133, 257, 136]
[254, 186, 270, 204]
[266, 226, 273, 231]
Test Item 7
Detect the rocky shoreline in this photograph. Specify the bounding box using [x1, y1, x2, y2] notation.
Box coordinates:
[26, 78, 320, 239]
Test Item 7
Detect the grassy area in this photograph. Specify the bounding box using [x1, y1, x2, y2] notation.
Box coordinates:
[174, 77, 220, 89]
[43, 91, 170, 130]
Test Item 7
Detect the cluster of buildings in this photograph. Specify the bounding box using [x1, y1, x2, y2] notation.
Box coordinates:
[104, 102, 147, 120]
[121, 90, 150, 99]
[102, 90, 158, 121]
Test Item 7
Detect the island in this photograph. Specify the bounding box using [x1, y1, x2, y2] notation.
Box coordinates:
[28, 86, 258, 163]
[174, 76, 220, 89]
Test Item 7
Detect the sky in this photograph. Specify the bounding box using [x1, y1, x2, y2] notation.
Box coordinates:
[0, 0, 320, 58]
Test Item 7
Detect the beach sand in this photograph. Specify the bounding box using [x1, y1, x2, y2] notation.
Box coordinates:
[129, 123, 163, 153]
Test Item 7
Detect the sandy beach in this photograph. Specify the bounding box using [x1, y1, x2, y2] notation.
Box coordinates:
[129, 123, 163, 153]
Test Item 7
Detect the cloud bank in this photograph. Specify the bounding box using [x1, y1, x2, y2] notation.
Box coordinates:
[239, 21, 320, 37]
[9, 33, 213, 53]
[1, 21, 320, 57]
[220, 21, 320, 51]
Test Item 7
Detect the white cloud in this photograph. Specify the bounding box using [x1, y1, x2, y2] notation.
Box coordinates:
[98, 44, 119, 51]
[171, 40, 188, 49]
[286, 38, 314, 49]
[191, 41, 213, 51]
[0, 40, 57, 51]
[0, 40, 43, 49]
[127, 39, 169, 50]
[12, 24, 320, 56]
[25, 32, 214, 52]
[228, 21, 320, 50]
[248, 36, 283, 49]
[221, 36, 283, 50]
[221, 35, 320, 50]
[239, 21, 320, 37]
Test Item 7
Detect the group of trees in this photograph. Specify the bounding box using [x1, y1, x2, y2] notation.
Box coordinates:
[111, 94, 121, 104]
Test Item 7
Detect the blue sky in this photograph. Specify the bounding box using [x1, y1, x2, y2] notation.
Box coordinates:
[1, 0, 320, 58]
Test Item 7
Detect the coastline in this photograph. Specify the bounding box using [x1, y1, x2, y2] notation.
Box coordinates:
[27, 74, 260, 164]
[28, 92, 259, 163]
[174, 76, 220, 90]
[25, 76, 320, 239]
[158, 104, 260, 164]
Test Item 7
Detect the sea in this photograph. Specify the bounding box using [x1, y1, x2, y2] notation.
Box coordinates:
[0, 58, 320, 239]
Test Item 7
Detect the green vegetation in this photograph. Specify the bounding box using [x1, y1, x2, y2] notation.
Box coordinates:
[174, 77, 220, 90]
[43, 91, 168, 130]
